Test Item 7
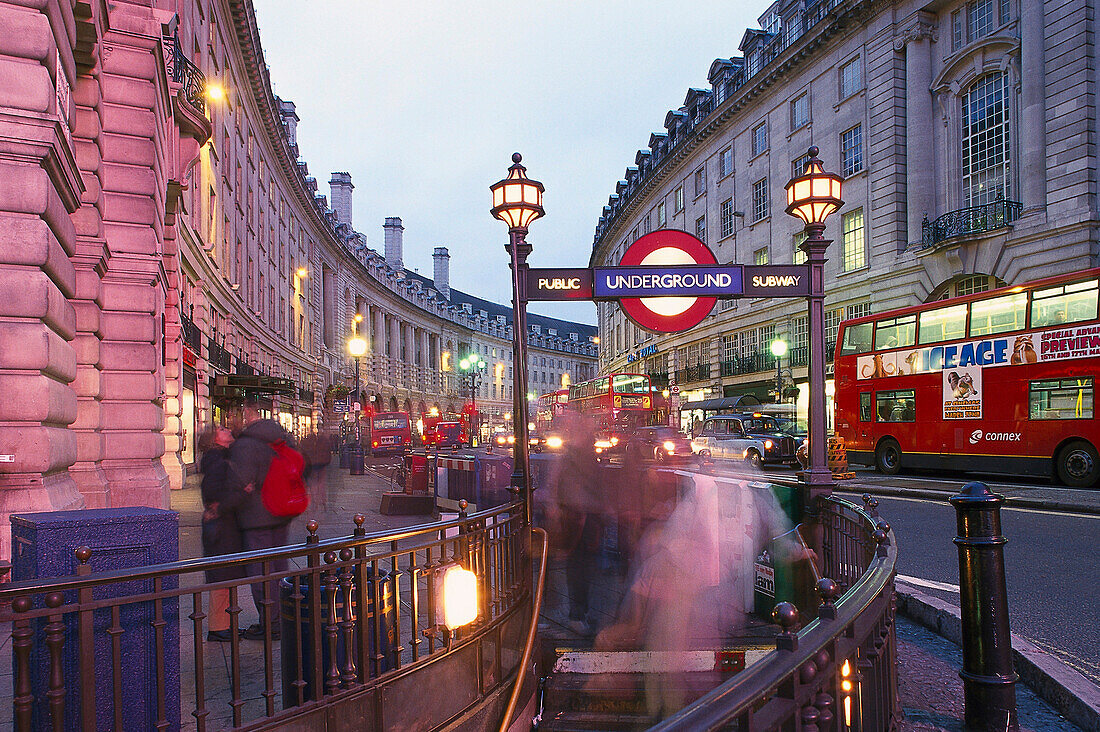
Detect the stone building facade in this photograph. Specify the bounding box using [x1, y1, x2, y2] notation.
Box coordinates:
[590, 0, 1097, 430]
[0, 0, 595, 561]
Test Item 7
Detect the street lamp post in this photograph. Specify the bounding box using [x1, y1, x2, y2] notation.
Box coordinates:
[770, 338, 788, 405]
[784, 146, 844, 504]
[491, 153, 544, 527]
[348, 324, 368, 474]
[460, 356, 486, 446]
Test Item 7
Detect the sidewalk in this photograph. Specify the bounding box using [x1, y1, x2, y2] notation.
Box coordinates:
[168, 463, 1093, 730]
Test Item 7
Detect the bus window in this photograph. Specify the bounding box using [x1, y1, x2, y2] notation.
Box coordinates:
[840, 322, 874, 355]
[873, 314, 916, 350]
[612, 374, 649, 394]
[918, 304, 967, 344]
[859, 392, 873, 422]
[969, 292, 1027, 337]
[1031, 279, 1099, 329]
[875, 389, 915, 422]
[1029, 377, 1094, 420]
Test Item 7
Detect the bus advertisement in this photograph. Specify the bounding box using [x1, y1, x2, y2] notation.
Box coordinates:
[834, 269, 1099, 486]
[368, 411, 413, 456]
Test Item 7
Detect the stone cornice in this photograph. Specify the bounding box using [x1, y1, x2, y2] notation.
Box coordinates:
[0, 111, 84, 214]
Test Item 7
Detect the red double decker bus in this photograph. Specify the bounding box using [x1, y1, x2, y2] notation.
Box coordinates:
[534, 389, 569, 433]
[834, 269, 1100, 486]
[568, 373, 655, 453]
[368, 411, 413, 455]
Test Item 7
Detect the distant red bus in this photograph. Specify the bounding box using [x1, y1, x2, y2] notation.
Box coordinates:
[835, 269, 1100, 486]
[422, 412, 470, 448]
[568, 373, 655, 452]
[534, 389, 569, 433]
[369, 411, 412, 455]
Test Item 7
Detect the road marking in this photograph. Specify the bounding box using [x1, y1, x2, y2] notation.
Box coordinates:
[896, 575, 960, 593]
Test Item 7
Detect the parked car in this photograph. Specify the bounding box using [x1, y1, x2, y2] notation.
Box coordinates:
[690, 414, 798, 469]
[733, 413, 803, 466]
[624, 426, 695, 466]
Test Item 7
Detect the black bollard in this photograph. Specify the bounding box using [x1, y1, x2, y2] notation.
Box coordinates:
[949, 481, 1018, 731]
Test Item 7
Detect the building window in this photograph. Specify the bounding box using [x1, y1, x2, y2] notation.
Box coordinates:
[847, 302, 872, 320]
[790, 93, 810, 130]
[631, 227, 639, 242]
[694, 166, 707, 197]
[839, 56, 863, 99]
[695, 215, 707, 244]
[793, 231, 807, 264]
[752, 122, 768, 157]
[841, 124, 864, 177]
[841, 208, 866, 271]
[752, 178, 769, 222]
[657, 202, 666, 228]
[720, 198, 735, 239]
[719, 147, 733, 178]
[962, 72, 1011, 206]
[754, 247, 769, 265]
[792, 152, 812, 179]
[674, 186, 684, 213]
[643, 214, 652, 234]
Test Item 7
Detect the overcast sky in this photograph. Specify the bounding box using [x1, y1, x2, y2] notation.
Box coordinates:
[253, 0, 764, 325]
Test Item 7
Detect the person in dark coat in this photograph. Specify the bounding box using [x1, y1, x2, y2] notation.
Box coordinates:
[227, 402, 296, 640]
[198, 425, 251, 642]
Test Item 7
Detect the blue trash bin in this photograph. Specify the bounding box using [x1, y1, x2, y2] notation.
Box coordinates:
[280, 571, 395, 708]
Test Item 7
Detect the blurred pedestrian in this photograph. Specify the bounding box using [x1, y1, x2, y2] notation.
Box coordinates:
[551, 412, 603, 634]
[228, 401, 297, 640]
[197, 425, 251, 642]
[301, 429, 332, 509]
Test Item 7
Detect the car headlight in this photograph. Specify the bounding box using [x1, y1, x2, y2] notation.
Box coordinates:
[663, 440, 676, 453]
[595, 439, 613, 450]
[764, 439, 774, 450]
[610, 437, 619, 446]
[508, 435, 515, 444]
[545, 436, 563, 449]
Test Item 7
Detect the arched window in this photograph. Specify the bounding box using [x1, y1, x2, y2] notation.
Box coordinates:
[928, 274, 1006, 302]
[961, 72, 1011, 206]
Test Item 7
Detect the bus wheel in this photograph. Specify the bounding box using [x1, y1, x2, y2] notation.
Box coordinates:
[1056, 441, 1099, 487]
[875, 439, 902, 475]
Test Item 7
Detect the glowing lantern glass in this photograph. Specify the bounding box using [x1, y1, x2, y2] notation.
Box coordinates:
[784, 147, 844, 227]
[490, 153, 545, 230]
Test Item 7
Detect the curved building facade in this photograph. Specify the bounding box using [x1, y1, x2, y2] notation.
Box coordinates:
[591, 0, 1097, 430]
[0, 0, 595, 560]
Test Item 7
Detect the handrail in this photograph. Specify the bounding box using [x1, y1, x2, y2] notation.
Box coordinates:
[0, 501, 522, 600]
[498, 527, 548, 732]
[650, 494, 897, 730]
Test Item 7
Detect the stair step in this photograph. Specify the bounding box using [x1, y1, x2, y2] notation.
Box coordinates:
[538, 710, 655, 732]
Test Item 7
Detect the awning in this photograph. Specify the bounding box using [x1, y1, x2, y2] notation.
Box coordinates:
[210, 374, 296, 402]
[678, 394, 763, 412]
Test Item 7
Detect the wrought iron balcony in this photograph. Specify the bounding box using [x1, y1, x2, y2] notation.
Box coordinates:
[676, 363, 711, 383]
[179, 313, 201, 354]
[234, 359, 255, 376]
[206, 338, 231, 372]
[922, 199, 1022, 248]
[165, 33, 206, 114]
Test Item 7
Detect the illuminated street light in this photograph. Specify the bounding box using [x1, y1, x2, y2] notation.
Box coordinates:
[491, 153, 544, 527]
[784, 146, 843, 499]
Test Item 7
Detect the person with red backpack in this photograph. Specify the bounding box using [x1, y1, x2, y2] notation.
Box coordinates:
[228, 400, 309, 640]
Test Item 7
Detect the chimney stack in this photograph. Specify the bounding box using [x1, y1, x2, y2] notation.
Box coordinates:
[433, 246, 450, 300]
[276, 98, 299, 148]
[384, 217, 404, 268]
[329, 172, 354, 227]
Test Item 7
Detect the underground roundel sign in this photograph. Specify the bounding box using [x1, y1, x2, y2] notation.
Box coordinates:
[606, 230, 722, 333]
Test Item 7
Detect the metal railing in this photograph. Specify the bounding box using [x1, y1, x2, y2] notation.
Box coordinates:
[1, 503, 530, 731]
[207, 338, 231, 372]
[676, 363, 711, 383]
[180, 313, 202, 354]
[922, 199, 1022, 248]
[166, 33, 206, 114]
[652, 493, 898, 730]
